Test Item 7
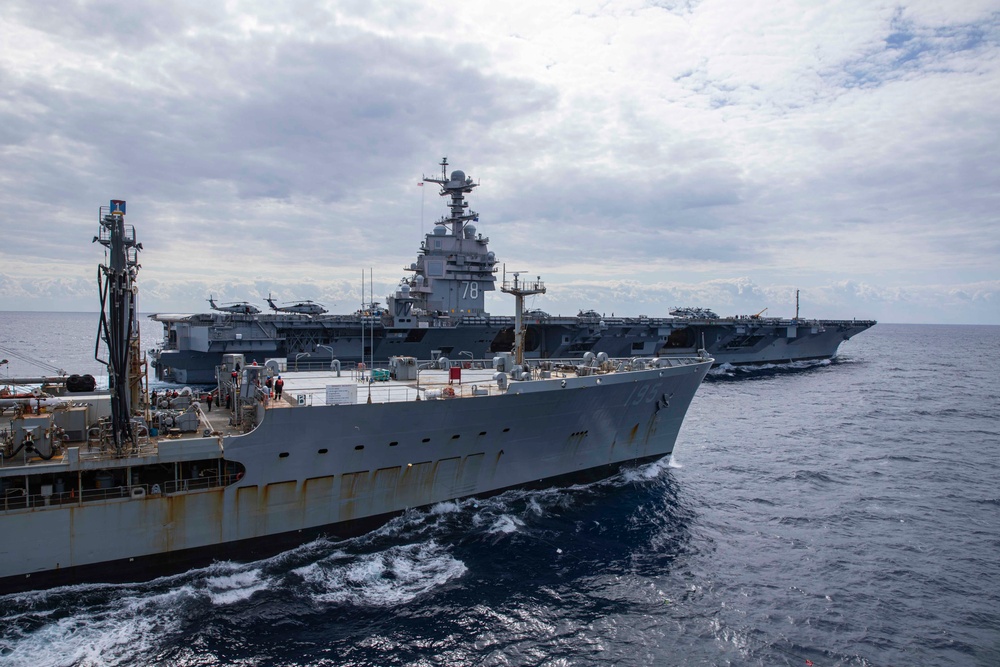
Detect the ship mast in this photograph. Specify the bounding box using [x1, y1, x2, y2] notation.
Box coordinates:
[500, 268, 546, 366]
[94, 200, 143, 457]
[422, 157, 479, 236]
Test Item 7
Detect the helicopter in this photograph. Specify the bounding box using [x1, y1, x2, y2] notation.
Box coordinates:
[265, 292, 328, 315]
[208, 295, 261, 315]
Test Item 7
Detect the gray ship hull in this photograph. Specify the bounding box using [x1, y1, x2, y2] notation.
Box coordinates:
[151, 315, 874, 384]
[0, 359, 711, 593]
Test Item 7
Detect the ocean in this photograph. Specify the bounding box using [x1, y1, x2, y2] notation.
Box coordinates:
[0, 314, 997, 667]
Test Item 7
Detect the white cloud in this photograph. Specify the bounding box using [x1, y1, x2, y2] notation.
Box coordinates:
[0, 0, 997, 323]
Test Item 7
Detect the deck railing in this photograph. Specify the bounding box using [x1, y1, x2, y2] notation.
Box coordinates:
[0, 472, 244, 513]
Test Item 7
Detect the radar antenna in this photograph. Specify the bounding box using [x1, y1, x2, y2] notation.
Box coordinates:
[422, 157, 479, 238]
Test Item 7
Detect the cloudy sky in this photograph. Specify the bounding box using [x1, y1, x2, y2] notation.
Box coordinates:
[1, 0, 997, 324]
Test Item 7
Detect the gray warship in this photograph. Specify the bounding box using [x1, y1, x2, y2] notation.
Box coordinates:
[149, 159, 875, 384]
[0, 200, 712, 593]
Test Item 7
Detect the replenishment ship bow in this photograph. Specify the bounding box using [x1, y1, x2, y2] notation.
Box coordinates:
[149, 160, 875, 384]
[0, 199, 712, 593]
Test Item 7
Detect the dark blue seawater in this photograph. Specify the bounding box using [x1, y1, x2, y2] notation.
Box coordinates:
[1, 317, 998, 666]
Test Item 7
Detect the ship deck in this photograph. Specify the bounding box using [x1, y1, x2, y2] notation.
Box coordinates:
[3, 356, 708, 474]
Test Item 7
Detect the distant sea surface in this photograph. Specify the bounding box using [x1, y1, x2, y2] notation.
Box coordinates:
[0, 314, 998, 667]
[0, 312, 107, 379]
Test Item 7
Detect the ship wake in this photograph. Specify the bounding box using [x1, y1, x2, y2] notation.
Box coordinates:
[708, 358, 834, 380]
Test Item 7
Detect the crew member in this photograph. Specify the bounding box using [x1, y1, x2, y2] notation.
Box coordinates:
[274, 375, 284, 399]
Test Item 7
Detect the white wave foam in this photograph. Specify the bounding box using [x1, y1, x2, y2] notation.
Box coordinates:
[205, 568, 271, 605]
[487, 514, 525, 535]
[621, 457, 672, 482]
[0, 556, 294, 666]
[526, 496, 546, 516]
[430, 500, 462, 515]
[0, 585, 194, 667]
[465, 490, 549, 530]
[293, 540, 466, 607]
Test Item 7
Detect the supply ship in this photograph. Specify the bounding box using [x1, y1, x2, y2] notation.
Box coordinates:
[0, 198, 712, 593]
[149, 160, 875, 384]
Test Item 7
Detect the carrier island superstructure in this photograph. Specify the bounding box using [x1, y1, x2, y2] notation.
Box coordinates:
[149, 160, 875, 384]
[0, 198, 712, 593]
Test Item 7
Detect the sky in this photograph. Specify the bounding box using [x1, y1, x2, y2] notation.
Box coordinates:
[1, 1, 998, 324]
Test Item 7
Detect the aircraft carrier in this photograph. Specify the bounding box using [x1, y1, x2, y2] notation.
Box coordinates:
[149, 160, 876, 384]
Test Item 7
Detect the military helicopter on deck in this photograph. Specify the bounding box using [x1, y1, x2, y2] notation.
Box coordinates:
[208, 296, 261, 315]
[265, 293, 328, 315]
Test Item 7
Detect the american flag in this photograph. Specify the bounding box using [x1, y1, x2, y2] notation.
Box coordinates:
[417, 182, 423, 186]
